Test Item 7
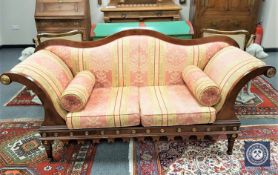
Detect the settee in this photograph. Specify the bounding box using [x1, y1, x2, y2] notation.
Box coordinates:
[1, 29, 276, 159]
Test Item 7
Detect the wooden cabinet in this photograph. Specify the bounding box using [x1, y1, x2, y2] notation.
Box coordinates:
[101, 0, 181, 22]
[35, 0, 91, 40]
[190, 0, 262, 38]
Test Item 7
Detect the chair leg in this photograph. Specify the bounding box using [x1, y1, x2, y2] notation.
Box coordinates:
[43, 140, 53, 160]
[226, 133, 238, 155]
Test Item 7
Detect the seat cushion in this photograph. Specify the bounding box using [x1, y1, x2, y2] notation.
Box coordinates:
[66, 86, 140, 129]
[139, 85, 216, 127]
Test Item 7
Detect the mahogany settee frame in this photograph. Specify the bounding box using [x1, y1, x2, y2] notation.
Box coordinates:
[1, 29, 276, 160]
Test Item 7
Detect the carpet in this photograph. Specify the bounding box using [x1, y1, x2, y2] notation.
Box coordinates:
[133, 126, 278, 175]
[235, 76, 278, 119]
[0, 122, 96, 175]
[4, 87, 42, 106]
[0, 123, 277, 175]
[4, 76, 278, 119]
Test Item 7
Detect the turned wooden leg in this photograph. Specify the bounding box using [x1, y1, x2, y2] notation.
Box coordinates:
[43, 140, 53, 160]
[227, 133, 238, 155]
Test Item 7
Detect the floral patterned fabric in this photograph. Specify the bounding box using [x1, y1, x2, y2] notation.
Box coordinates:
[139, 85, 216, 127]
[182, 65, 220, 106]
[10, 50, 73, 119]
[61, 71, 95, 112]
[46, 36, 229, 87]
[204, 46, 266, 112]
[66, 86, 140, 129]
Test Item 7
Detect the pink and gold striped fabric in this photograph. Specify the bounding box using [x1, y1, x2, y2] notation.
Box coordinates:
[10, 50, 73, 119]
[182, 65, 220, 106]
[10, 36, 263, 129]
[46, 36, 229, 87]
[204, 46, 266, 111]
[139, 85, 216, 127]
[66, 86, 140, 129]
[61, 71, 95, 112]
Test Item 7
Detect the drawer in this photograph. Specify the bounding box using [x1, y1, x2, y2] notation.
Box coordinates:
[36, 0, 86, 16]
[105, 10, 180, 19]
[201, 18, 250, 31]
[37, 29, 89, 40]
[36, 19, 85, 30]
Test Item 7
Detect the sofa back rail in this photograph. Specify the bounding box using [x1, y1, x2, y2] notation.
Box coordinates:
[35, 29, 239, 51]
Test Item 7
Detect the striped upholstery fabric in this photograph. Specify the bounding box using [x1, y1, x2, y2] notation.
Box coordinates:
[10, 50, 73, 119]
[66, 86, 140, 129]
[42, 36, 230, 127]
[61, 71, 95, 112]
[46, 36, 229, 87]
[139, 85, 216, 127]
[182, 65, 220, 106]
[45, 46, 88, 75]
[204, 46, 266, 111]
[10, 36, 265, 128]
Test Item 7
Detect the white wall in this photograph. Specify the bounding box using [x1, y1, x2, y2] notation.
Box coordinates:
[0, 0, 3, 46]
[1, 0, 190, 45]
[2, 0, 36, 45]
[259, 0, 278, 48]
[90, 0, 109, 23]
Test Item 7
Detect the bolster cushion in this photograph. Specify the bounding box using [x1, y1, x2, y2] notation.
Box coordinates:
[182, 65, 220, 106]
[61, 70, 95, 112]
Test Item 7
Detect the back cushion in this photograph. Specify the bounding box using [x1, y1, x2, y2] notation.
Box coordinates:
[46, 36, 230, 88]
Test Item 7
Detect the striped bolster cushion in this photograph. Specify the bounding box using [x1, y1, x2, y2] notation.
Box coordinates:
[61, 71, 95, 112]
[182, 65, 220, 106]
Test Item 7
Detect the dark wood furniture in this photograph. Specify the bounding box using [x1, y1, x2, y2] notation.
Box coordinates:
[35, 0, 91, 40]
[190, 0, 262, 38]
[1, 29, 276, 160]
[101, 0, 181, 22]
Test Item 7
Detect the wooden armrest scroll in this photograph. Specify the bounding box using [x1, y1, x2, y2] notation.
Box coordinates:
[0, 72, 66, 126]
[216, 66, 276, 120]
